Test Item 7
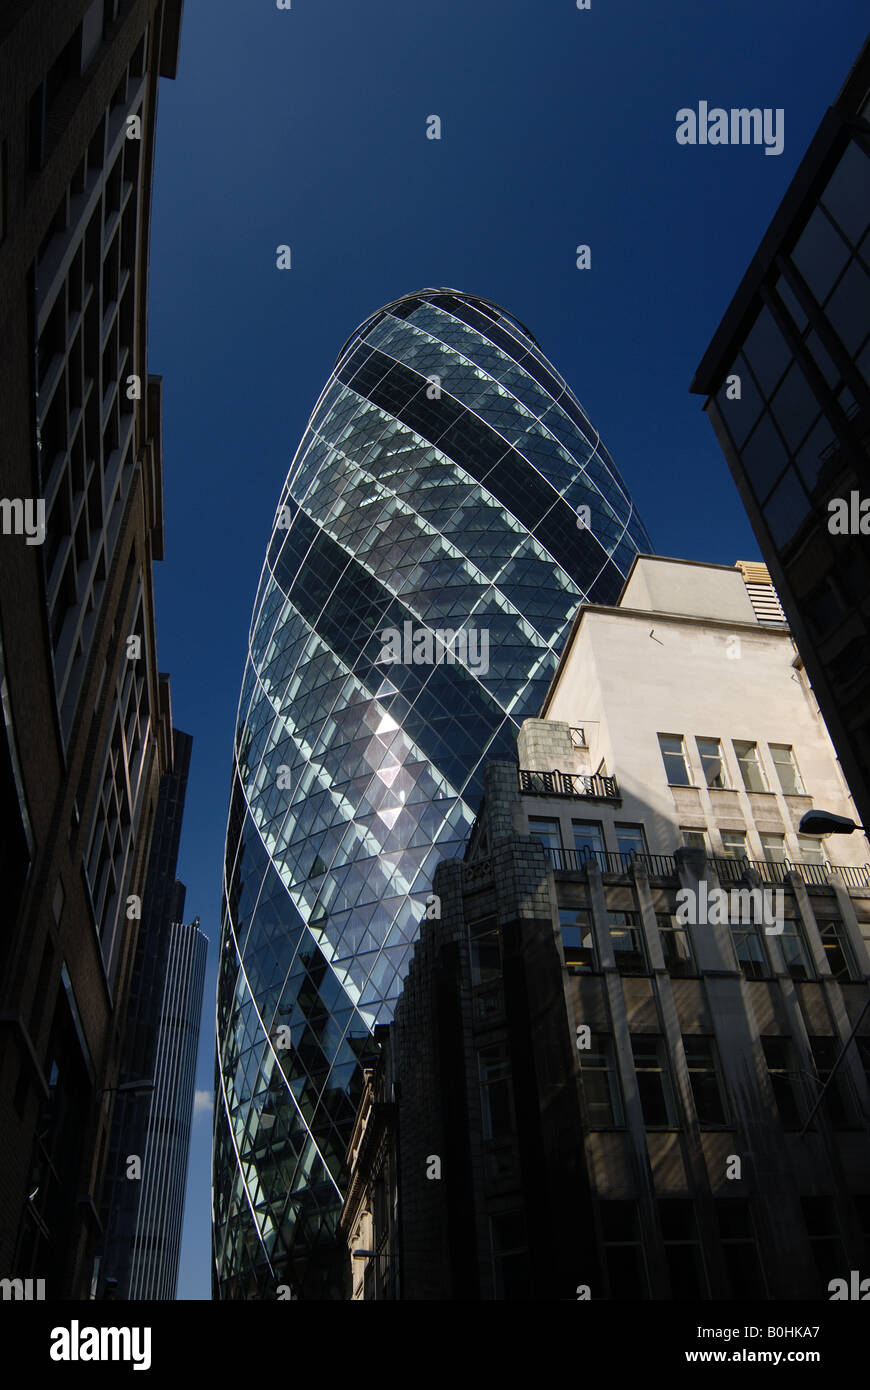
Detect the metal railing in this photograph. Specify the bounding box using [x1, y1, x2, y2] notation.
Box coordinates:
[519, 768, 619, 802]
[710, 856, 870, 889]
[545, 847, 870, 889]
[545, 847, 678, 877]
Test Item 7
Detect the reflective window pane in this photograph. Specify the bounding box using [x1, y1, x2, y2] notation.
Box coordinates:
[743, 307, 791, 397]
[825, 257, 870, 356]
[791, 207, 850, 304]
[741, 411, 789, 504]
[763, 466, 812, 549]
[820, 140, 870, 249]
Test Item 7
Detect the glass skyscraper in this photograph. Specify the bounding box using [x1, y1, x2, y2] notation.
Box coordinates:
[212, 288, 653, 1298]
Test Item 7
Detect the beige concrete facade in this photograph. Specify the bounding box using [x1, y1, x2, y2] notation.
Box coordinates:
[533, 555, 867, 874]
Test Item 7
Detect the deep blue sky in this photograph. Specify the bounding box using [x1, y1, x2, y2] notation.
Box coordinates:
[148, 0, 869, 1298]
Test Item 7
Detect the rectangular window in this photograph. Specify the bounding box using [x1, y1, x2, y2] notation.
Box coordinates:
[720, 829, 747, 859]
[769, 743, 804, 794]
[760, 832, 786, 864]
[696, 737, 729, 789]
[683, 1036, 729, 1125]
[572, 819, 604, 860]
[578, 1033, 623, 1126]
[729, 918, 768, 979]
[656, 913, 695, 977]
[809, 1035, 853, 1128]
[527, 816, 561, 851]
[660, 1200, 709, 1299]
[489, 1211, 530, 1300]
[801, 1197, 847, 1295]
[817, 918, 856, 981]
[779, 917, 814, 980]
[797, 833, 826, 866]
[600, 1202, 648, 1299]
[607, 910, 647, 974]
[558, 907, 595, 974]
[856, 1038, 870, 1097]
[658, 734, 691, 787]
[681, 828, 707, 851]
[614, 823, 648, 858]
[479, 1043, 514, 1141]
[469, 916, 501, 986]
[733, 740, 769, 793]
[717, 1202, 767, 1299]
[761, 1036, 803, 1129]
[631, 1035, 677, 1127]
[0, 137, 6, 244]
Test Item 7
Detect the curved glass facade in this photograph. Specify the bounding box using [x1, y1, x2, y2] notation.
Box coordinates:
[212, 288, 653, 1298]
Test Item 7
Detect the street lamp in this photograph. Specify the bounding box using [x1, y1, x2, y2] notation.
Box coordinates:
[798, 809, 866, 836]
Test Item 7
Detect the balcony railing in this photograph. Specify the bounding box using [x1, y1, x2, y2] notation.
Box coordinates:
[519, 768, 619, 802]
[708, 856, 870, 890]
[545, 847, 678, 877]
[545, 847, 870, 889]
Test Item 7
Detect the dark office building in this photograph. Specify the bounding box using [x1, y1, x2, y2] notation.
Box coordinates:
[691, 37, 870, 833]
[0, 1, 183, 1297]
[99, 730, 206, 1301]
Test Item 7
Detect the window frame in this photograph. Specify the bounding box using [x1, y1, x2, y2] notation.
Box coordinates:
[683, 1035, 730, 1127]
[658, 733, 692, 787]
[631, 1034, 678, 1128]
[696, 736, 729, 790]
[769, 742, 804, 795]
[733, 740, 769, 793]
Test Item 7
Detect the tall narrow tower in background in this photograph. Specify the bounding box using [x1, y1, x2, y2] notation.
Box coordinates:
[212, 288, 654, 1298]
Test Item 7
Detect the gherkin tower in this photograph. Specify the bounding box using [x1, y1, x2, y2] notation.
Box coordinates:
[212, 289, 653, 1298]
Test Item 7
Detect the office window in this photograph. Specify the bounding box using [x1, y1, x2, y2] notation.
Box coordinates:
[615, 823, 648, 858]
[578, 1033, 623, 1126]
[0, 138, 6, 244]
[558, 907, 595, 974]
[600, 1202, 648, 1299]
[817, 919, 856, 981]
[809, 1036, 853, 1128]
[717, 1202, 767, 1299]
[733, 740, 768, 793]
[778, 918, 814, 980]
[656, 913, 694, 977]
[720, 829, 747, 859]
[760, 832, 786, 864]
[631, 1036, 676, 1127]
[683, 1036, 729, 1126]
[729, 918, 768, 979]
[527, 816, 561, 851]
[854, 1194, 870, 1274]
[761, 1037, 803, 1129]
[681, 828, 707, 852]
[797, 833, 826, 866]
[572, 819, 604, 860]
[769, 744, 804, 794]
[658, 734, 691, 786]
[489, 1211, 530, 1300]
[801, 1197, 847, 1295]
[660, 1200, 709, 1299]
[469, 916, 501, 986]
[696, 737, 728, 789]
[479, 1043, 514, 1141]
[607, 910, 647, 974]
